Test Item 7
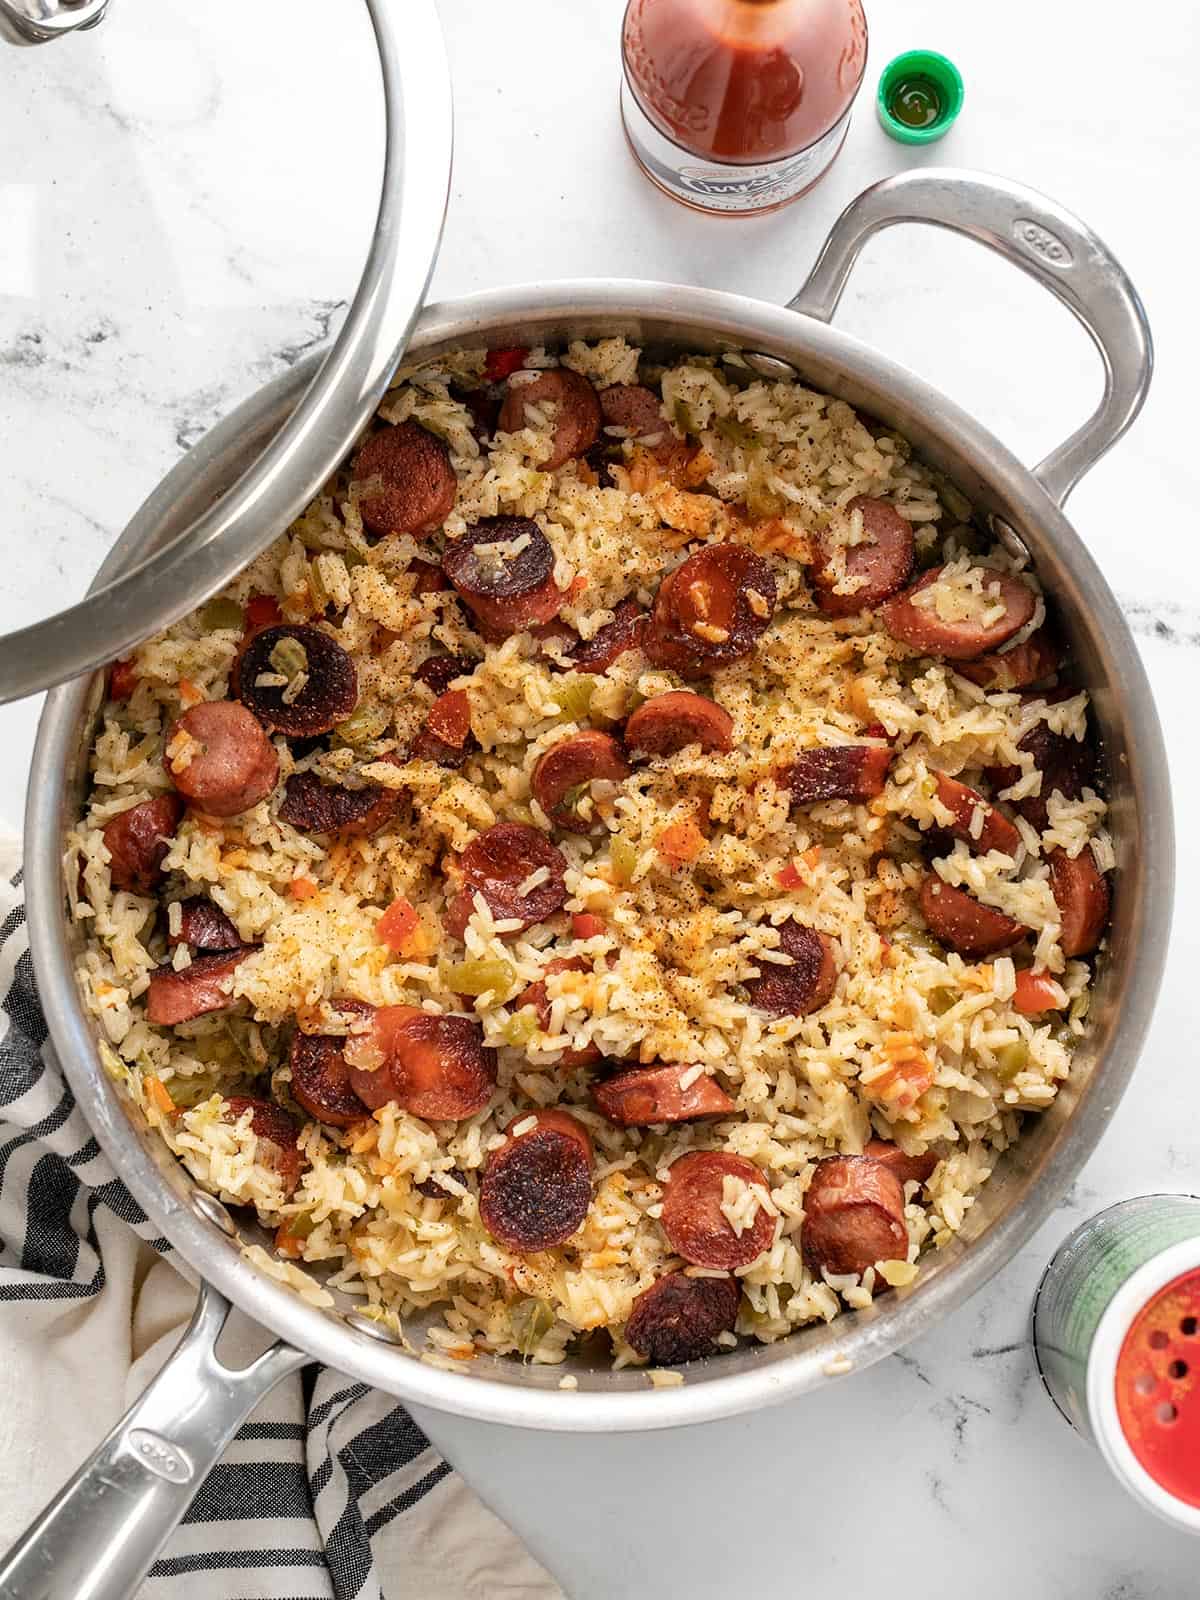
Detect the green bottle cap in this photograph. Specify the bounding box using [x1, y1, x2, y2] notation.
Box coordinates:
[877, 50, 964, 146]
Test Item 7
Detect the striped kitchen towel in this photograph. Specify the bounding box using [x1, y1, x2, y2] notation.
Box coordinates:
[0, 843, 559, 1600]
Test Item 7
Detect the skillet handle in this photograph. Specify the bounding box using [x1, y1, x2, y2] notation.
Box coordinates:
[0, 1283, 308, 1600]
[788, 169, 1153, 509]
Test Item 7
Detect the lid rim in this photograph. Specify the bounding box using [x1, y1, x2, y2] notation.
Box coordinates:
[0, 0, 452, 705]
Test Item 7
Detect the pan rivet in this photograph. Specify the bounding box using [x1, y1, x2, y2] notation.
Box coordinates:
[988, 514, 1032, 564]
[344, 1310, 403, 1345]
[191, 1191, 238, 1238]
[740, 351, 801, 381]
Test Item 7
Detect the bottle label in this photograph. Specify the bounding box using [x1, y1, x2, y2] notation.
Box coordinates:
[1033, 1195, 1200, 1440]
[620, 79, 850, 214]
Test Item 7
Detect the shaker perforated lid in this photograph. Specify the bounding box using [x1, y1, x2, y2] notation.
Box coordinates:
[0, 0, 452, 703]
[1115, 1267, 1200, 1510]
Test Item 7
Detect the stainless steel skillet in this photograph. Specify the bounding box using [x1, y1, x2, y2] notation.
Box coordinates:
[0, 10, 1169, 1597]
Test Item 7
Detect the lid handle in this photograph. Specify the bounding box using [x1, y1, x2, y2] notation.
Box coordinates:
[0, 0, 452, 703]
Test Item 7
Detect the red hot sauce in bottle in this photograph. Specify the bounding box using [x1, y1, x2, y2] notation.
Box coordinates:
[621, 0, 868, 215]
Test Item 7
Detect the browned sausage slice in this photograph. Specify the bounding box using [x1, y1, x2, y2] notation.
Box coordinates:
[862, 1138, 938, 1188]
[802, 1154, 908, 1277]
[102, 793, 184, 893]
[647, 544, 777, 677]
[988, 713, 1096, 831]
[744, 920, 838, 1017]
[518, 957, 601, 1069]
[505, 1107, 594, 1161]
[168, 702, 279, 818]
[661, 1151, 776, 1270]
[497, 367, 601, 471]
[441, 516, 565, 640]
[413, 652, 477, 696]
[223, 1096, 305, 1196]
[598, 384, 673, 452]
[592, 1064, 734, 1126]
[167, 896, 241, 952]
[881, 565, 1037, 661]
[237, 625, 358, 737]
[530, 730, 631, 833]
[351, 420, 457, 539]
[479, 1112, 593, 1253]
[147, 949, 251, 1025]
[445, 822, 569, 940]
[289, 1031, 369, 1128]
[957, 629, 1060, 691]
[1048, 846, 1110, 958]
[811, 496, 915, 617]
[778, 744, 892, 806]
[624, 1271, 741, 1364]
[344, 1008, 497, 1121]
[570, 598, 649, 673]
[277, 771, 398, 837]
[932, 773, 1022, 857]
[919, 875, 1027, 958]
[625, 691, 733, 757]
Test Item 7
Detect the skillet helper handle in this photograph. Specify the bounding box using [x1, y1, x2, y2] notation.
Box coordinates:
[0, 1283, 308, 1600]
[788, 168, 1154, 509]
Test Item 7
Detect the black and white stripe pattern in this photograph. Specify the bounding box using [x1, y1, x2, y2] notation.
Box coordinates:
[0, 862, 479, 1600]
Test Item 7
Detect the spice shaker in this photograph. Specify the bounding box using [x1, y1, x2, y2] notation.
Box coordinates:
[1033, 1194, 1200, 1534]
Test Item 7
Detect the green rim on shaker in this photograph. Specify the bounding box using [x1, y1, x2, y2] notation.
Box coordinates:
[877, 50, 964, 146]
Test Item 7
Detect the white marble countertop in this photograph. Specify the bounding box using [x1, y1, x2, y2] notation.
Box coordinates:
[3, 0, 1198, 1594]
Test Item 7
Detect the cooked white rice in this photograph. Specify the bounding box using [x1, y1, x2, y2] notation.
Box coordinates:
[69, 337, 1110, 1367]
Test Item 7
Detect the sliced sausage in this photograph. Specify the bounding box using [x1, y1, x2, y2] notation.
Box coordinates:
[570, 599, 649, 673]
[647, 544, 777, 677]
[778, 744, 892, 806]
[167, 702, 278, 818]
[625, 691, 733, 757]
[344, 1008, 497, 1121]
[624, 1271, 741, 1365]
[414, 1165, 469, 1199]
[802, 1154, 908, 1278]
[223, 1096, 304, 1196]
[881, 565, 1037, 661]
[166, 896, 241, 952]
[919, 875, 1027, 958]
[408, 726, 479, 770]
[237, 625, 358, 737]
[441, 516, 564, 640]
[862, 1138, 938, 1188]
[530, 730, 631, 833]
[957, 629, 1060, 691]
[277, 771, 397, 837]
[932, 773, 1021, 857]
[414, 652, 477, 697]
[351, 420, 457, 539]
[989, 714, 1096, 831]
[102, 793, 184, 893]
[479, 1112, 593, 1253]
[445, 822, 569, 941]
[147, 949, 251, 1026]
[518, 957, 601, 1069]
[505, 1107, 594, 1161]
[288, 1031, 369, 1128]
[1048, 846, 1110, 958]
[744, 920, 838, 1018]
[592, 1064, 734, 1126]
[661, 1151, 776, 1271]
[598, 384, 674, 456]
[811, 496, 915, 618]
[497, 367, 601, 471]
[408, 557, 453, 597]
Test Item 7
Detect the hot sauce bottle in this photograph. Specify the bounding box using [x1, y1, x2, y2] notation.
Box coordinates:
[621, 0, 868, 215]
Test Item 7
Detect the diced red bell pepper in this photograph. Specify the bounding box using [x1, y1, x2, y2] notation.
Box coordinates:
[426, 689, 471, 748]
[572, 912, 605, 940]
[109, 658, 138, 700]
